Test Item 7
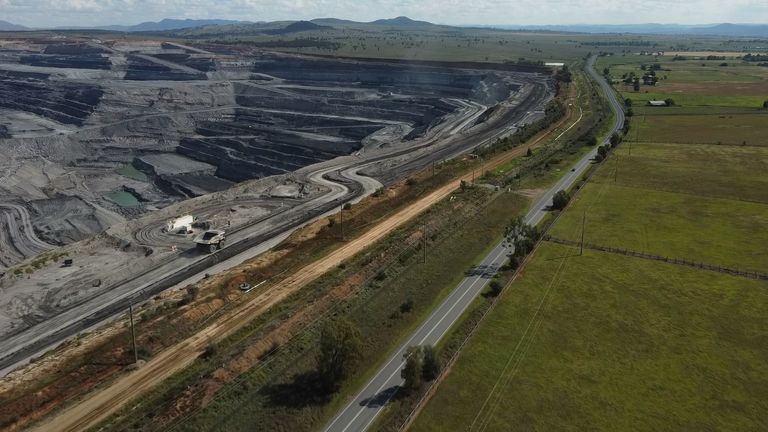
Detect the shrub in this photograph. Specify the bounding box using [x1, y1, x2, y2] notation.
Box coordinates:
[201, 343, 218, 360]
[552, 190, 570, 210]
[401, 346, 423, 392]
[487, 280, 503, 297]
[399, 298, 415, 313]
[422, 345, 441, 381]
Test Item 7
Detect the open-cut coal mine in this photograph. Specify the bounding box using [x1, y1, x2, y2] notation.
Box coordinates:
[0, 36, 554, 375]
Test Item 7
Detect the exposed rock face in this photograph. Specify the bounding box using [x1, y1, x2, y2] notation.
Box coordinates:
[0, 70, 103, 126]
[0, 38, 538, 254]
[124, 54, 207, 81]
[149, 53, 216, 72]
[19, 54, 111, 70]
[133, 153, 217, 177]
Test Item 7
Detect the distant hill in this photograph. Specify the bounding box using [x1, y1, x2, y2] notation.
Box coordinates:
[311, 18, 360, 26]
[0, 20, 29, 31]
[56, 18, 245, 32]
[265, 21, 332, 35]
[370, 16, 435, 27]
[491, 23, 768, 37]
[688, 23, 768, 37]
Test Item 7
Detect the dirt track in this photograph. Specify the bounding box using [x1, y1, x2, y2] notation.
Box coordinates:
[29, 87, 579, 432]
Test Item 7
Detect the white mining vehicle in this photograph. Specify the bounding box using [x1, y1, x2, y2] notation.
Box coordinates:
[165, 215, 195, 234]
[194, 229, 226, 253]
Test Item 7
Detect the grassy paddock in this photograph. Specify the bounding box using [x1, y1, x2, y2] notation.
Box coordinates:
[593, 143, 768, 203]
[413, 243, 768, 432]
[629, 113, 768, 146]
[549, 182, 768, 272]
[623, 91, 766, 108]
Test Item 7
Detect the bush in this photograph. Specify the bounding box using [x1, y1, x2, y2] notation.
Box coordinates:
[317, 318, 362, 391]
[342, 202, 352, 210]
[422, 345, 441, 381]
[201, 343, 218, 360]
[487, 280, 503, 297]
[179, 285, 199, 306]
[552, 190, 570, 210]
[597, 145, 609, 160]
[399, 298, 414, 313]
[401, 346, 423, 392]
[609, 132, 621, 147]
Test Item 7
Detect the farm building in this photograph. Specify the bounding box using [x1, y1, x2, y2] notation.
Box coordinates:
[647, 100, 668, 107]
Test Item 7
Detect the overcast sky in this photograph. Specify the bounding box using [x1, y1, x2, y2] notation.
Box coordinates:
[2, 0, 767, 28]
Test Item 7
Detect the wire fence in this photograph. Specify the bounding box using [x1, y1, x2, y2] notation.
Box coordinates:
[543, 235, 768, 281]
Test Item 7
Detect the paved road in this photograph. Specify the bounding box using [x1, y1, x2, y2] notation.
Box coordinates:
[323, 55, 625, 432]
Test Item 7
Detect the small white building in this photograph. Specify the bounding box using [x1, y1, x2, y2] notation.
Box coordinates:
[647, 100, 668, 107]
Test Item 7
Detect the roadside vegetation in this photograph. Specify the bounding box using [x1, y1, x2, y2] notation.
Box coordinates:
[0, 156, 491, 431]
[98, 186, 527, 432]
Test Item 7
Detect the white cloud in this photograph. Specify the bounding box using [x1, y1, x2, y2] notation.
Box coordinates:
[0, 0, 766, 27]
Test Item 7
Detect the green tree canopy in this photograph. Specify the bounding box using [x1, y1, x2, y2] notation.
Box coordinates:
[401, 346, 424, 392]
[316, 318, 362, 391]
[422, 345, 441, 381]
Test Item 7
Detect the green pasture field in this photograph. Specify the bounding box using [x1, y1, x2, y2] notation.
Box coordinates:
[630, 105, 764, 116]
[598, 54, 768, 99]
[412, 242, 768, 432]
[622, 91, 766, 107]
[598, 56, 768, 83]
[413, 35, 768, 432]
[593, 142, 768, 203]
[628, 113, 768, 145]
[549, 182, 768, 272]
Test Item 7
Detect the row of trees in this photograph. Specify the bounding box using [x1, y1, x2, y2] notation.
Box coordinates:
[314, 317, 443, 395]
[594, 132, 623, 163]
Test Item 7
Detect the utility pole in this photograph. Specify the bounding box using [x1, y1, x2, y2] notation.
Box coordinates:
[129, 303, 138, 364]
[580, 212, 586, 256]
[340, 205, 344, 241]
[614, 153, 620, 182]
[423, 222, 427, 263]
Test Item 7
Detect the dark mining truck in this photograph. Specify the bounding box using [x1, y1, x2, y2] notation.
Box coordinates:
[194, 229, 226, 253]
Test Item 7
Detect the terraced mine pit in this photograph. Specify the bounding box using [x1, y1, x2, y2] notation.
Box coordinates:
[0, 36, 553, 374]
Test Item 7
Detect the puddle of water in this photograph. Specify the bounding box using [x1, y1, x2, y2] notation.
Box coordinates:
[104, 190, 141, 207]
